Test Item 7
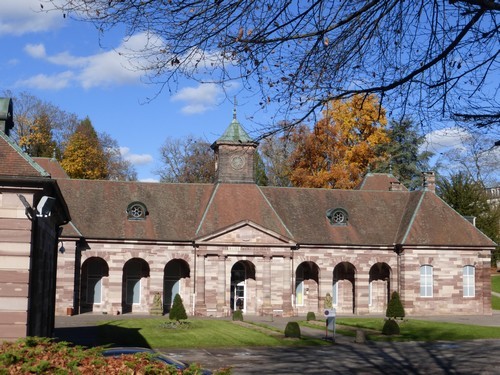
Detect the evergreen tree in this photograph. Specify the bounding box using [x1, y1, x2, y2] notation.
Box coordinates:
[386, 291, 405, 319]
[169, 294, 188, 321]
[373, 118, 433, 189]
[437, 173, 500, 263]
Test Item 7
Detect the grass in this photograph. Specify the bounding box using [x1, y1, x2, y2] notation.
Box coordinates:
[332, 318, 500, 341]
[492, 275, 500, 293]
[98, 318, 327, 348]
[492, 295, 500, 310]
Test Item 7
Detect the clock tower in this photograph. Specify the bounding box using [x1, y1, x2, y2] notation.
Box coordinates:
[211, 108, 258, 184]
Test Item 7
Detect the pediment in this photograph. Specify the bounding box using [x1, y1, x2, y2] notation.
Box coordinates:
[195, 220, 294, 245]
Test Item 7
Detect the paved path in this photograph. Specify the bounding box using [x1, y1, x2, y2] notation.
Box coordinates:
[54, 312, 500, 374]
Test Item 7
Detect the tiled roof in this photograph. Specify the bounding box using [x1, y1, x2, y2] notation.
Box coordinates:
[56, 178, 496, 248]
[33, 158, 69, 179]
[0, 132, 49, 178]
[357, 173, 408, 191]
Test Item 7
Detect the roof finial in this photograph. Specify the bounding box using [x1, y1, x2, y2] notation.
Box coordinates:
[233, 96, 238, 121]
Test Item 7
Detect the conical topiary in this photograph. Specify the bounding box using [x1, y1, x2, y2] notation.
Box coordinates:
[386, 291, 405, 319]
[169, 293, 187, 321]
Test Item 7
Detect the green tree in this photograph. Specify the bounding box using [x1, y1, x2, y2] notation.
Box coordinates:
[437, 173, 500, 263]
[61, 118, 109, 179]
[290, 95, 389, 189]
[169, 294, 188, 321]
[254, 152, 269, 186]
[373, 118, 433, 189]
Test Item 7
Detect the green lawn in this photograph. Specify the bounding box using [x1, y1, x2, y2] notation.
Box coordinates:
[98, 318, 327, 348]
[334, 317, 500, 341]
[96, 316, 500, 349]
[492, 275, 500, 293]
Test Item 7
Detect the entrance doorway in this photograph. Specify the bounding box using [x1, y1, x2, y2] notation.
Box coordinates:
[230, 261, 255, 313]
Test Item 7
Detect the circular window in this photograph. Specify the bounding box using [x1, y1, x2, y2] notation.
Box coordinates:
[326, 208, 348, 226]
[127, 202, 148, 220]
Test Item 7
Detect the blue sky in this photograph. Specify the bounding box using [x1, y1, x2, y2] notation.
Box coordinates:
[1, 0, 498, 183]
[0, 0, 266, 181]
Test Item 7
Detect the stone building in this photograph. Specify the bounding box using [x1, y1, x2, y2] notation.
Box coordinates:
[51, 114, 496, 318]
[0, 98, 70, 341]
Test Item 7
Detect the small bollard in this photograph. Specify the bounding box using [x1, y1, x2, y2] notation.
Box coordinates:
[354, 329, 366, 344]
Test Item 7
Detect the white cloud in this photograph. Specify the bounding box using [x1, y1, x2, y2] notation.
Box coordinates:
[0, 0, 64, 36]
[24, 43, 47, 58]
[139, 178, 160, 183]
[16, 71, 74, 90]
[421, 127, 471, 155]
[120, 147, 153, 165]
[17, 34, 150, 90]
[171, 83, 223, 114]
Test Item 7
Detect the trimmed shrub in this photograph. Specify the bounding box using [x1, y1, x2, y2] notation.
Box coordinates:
[306, 311, 316, 321]
[382, 319, 400, 335]
[169, 294, 187, 321]
[232, 310, 244, 321]
[284, 322, 301, 338]
[386, 291, 405, 319]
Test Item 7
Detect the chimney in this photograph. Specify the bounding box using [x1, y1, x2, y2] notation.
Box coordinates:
[422, 171, 436, 193]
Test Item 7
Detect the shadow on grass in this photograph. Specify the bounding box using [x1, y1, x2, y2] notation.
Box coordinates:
[53, 324, 150, 348]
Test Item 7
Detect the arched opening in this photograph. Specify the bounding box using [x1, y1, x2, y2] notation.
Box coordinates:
[80, 257, 109, 313]
[369, 262, 391, 313]
[163, 259, 190, 314]
[230, 260, 256, 313]
[332, 262, 356, 314]
[122, 258, 150, 314]
[295, 261, 319, 311]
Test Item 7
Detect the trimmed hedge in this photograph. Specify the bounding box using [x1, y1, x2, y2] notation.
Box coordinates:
[306, 312, 316, 321]
[284, 322, 301, 338]
[382, 319, 400, 335]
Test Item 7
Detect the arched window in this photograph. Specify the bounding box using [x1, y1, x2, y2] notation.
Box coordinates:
[420, 265, 433, 297]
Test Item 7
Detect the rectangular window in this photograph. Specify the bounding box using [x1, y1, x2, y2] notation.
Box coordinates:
[420, 265, 433, 297]
[463, 266, 475, 297]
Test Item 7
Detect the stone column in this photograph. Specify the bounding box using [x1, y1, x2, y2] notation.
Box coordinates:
[195, 251, 207, 316]
[261, 256, 272, 315]
[282, 253, 294, 316]
[217, 254, 228, 316]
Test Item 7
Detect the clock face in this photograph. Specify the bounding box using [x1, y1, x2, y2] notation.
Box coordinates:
[230, 155, 246, 170]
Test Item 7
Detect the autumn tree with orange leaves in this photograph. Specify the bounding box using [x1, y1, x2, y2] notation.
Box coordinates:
[61, 117, 109, 180]
[289, 95, 389, 189]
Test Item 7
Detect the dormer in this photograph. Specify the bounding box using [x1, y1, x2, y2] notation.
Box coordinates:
[211, 109, 258, 184]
